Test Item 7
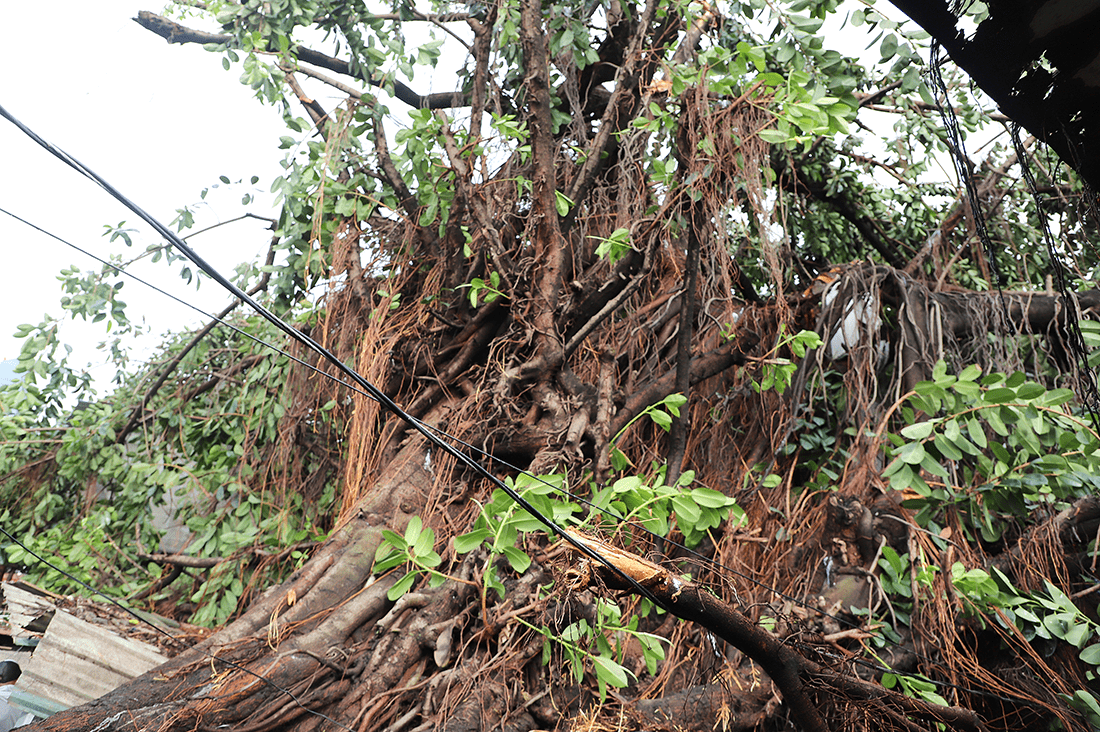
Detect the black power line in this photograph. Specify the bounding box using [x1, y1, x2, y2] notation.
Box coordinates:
[0, 201, 846, 633]
[0, 100, 1045, 720]
[3, 205, 1040, 724]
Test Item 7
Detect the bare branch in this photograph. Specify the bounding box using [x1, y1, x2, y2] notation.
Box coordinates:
[466, 7, 498, 145]
[372, 113, 418, 220]
[284, 71, 331, 134]
[520, 0, 565, 367]
[564, 0, 662, 215]
[134, 11, 470, 109]
[290, 63, 363, 99]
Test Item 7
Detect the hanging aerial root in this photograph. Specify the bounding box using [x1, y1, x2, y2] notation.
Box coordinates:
[559, 530, 987, 732]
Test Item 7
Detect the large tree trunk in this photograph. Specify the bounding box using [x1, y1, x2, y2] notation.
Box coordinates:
[15, 4, 1100, 730]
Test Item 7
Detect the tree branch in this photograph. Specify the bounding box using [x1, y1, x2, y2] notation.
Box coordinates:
[520, 0, 565, 369]
[610, 334, 759, 436]
[372, 112, 419, 221]
[562, 530, 827, 732]
[564, 0, 661, 215]
[466, 7, 497, 146]
[283, 71, 330, 134]
[786, 162, 909, 269]
[134, 11, 469, 109]
[666, 217, 702, 487]
[115, 237, 277, 444]
[563, 531, 987, 732]
[562, 232, 660, 360]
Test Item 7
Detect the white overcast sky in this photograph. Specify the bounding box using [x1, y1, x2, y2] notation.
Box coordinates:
[0, 1, 289, 387]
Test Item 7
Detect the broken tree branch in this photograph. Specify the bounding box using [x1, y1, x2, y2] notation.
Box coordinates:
[561, 530, 987, 732]
[115, 237, 277, 444]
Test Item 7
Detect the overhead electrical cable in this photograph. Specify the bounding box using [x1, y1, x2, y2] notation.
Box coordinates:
[1008, 123, 1100, 429]
[2, 183, 1041, 717]
[0, 102, 1039, 715]
[0, 100, 668, 610]
[0, 202, 858, 634]
[929, 44, 1100, 433]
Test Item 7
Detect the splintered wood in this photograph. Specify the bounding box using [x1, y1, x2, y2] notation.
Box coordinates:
[559, 529, 682, 598]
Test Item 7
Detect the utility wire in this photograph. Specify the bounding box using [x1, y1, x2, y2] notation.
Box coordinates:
[0, 201, 850, 632]
[927, 43, 1012, 328]
[1008, 123, 1100, 431]
[0, 99, 671, 628]
[2, 208, 1032, 713]
[0, 102, 1036, 715]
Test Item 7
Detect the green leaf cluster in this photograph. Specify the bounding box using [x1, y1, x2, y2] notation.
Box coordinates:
[455, 472, 579, 597]
[884, 362, 1100, 543]
[536, 598, 666, 702]
[373, 516, 446, 601]
[590, 469, 745, 548]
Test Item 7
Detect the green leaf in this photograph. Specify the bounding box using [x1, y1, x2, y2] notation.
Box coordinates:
[1081, 644, 1100, 666]
[502, 545, 532, 573]
[1043, 388, 1075, 407]
[405, 515, 424, 545]
[757, 128, 792, 145]
[900, 421, 935, 440]
[381, 529, 407, 550]
[671, 494, 702, 524]
[919, 453, 949, 479]
[934, 433, 964, 461]
[896, 442, 926, 465]
[592, 654, 631, 688]
[966, 417, 988, 448]
[986, 409, 1009, 436]
[959, 364, 982, 381]
[412, 525, 436, 557]
[1065, 621, 1092, 648]
[663, 393, 688, 416]
[455, 528, 492, 553]
[649, 409, 672, 431]
[387, 571, 418, 601]
[691, 487, 734, 509]
[984, 387, 1016, 404]
[555, 191, 573, 216]
[1015, 383, 1047, 400]
[1069, 690, 1100, 728]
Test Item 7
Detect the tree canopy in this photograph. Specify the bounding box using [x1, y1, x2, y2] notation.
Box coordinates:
[3, 0, 1100, 730]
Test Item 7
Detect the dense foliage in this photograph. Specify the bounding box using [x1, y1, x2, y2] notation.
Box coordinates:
[3, 0, 1100, 729]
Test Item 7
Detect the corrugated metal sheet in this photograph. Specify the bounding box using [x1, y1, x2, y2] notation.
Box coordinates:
[18, 610, 168, 709]
[2, 583, 54, 635]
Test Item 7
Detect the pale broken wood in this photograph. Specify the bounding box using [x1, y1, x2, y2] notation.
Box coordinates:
[559, 528, 681, 595]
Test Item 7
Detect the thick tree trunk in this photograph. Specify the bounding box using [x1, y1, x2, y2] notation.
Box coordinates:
[28, 432, 439, 732]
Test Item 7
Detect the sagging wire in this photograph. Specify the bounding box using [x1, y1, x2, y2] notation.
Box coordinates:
[3, 181, 1042, 721]
[0, 104, 1038, 714]
[0, 202, 852, 635]
[1008, 123, 1100, 432]
[929, 42, 1100, 430]
[927, 42, 1012, 327]
[0, 97, 672, 643]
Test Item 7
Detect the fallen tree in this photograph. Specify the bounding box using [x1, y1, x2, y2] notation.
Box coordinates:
[4, 0, 1100, 730]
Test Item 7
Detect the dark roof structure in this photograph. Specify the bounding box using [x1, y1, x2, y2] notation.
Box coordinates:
[889, 0, 1100, 188]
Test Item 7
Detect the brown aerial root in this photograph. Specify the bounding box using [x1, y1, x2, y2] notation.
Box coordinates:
[560, 529, 988, 732]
